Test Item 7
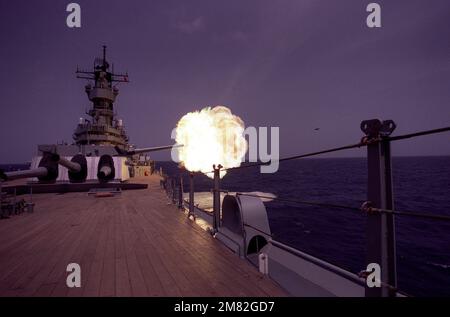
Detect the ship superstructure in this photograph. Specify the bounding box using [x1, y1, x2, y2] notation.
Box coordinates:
[74, 46, 129, 148]
[24, 47, 154, 184]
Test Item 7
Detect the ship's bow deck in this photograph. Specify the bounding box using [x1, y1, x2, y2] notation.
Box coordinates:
[0, 175, 286, 297]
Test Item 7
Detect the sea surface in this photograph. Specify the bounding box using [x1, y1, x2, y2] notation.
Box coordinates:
[156, 157, 450, 297]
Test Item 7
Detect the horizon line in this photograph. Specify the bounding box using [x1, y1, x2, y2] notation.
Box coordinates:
[1, 154, 449, 166]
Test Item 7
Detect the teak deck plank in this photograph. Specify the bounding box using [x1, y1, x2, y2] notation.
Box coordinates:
[0, 175, 287, 297]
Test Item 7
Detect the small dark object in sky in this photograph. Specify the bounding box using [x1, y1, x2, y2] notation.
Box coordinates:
[314, 128, 320, 131]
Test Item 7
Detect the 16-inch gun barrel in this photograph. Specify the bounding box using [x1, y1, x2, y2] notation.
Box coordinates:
[0, 167, 49, 181]
[115, 144, 182, 156]
[56, 156, 82, 173]
[97, 155, 115, 183]
[98, 166, 112, 179]
[0, 152, 59, 182]
[55, 154, 88, 183]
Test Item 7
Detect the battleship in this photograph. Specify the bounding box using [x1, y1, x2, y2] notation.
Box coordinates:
[0, 47, 286, 297]
[0, 47, 449, 298]
[0, 47, 173, 189]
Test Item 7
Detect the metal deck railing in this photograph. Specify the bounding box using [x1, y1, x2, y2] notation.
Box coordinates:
[160, 119, 450, 297]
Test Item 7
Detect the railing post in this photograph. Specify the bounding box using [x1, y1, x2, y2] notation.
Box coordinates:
[361, 119, 397, 297]
[13, 187, 16, 214]
[189, 172, 195, 218]
[0, 181, 3, 217]
[212, 164, 223, 232]
[178, 175, 184, 209]
[171, 178, 176, 203]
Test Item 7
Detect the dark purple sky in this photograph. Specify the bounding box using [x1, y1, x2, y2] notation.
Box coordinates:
[0, 0, 449, 163]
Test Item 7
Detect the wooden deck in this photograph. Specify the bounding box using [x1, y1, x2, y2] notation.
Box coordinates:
[0, 175, 286, 297]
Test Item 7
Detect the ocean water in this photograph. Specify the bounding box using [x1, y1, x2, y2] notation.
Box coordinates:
[156, 157, 450, 297]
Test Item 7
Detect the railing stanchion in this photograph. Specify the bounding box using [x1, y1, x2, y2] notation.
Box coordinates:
[178, 175, 184, 209]
[213, 164, 223, 233]
[0, 181, 3, 217]
[189, 172, 195, 218]
[171, 178, 176, 203]
[362, 119, 397, 297]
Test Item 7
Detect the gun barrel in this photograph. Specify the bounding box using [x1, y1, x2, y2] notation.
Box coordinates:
[132, 144, 180, 155]
[2, 167, 49, 181]
[97, 154, 115, 183]
[57, 156, 82, 173]
[115, 144, 182, 156]
[98, 166, 112, 179]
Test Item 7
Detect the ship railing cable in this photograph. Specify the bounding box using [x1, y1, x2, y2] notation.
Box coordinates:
[214, 126, 450, 173]
[242, 221, 398, 291]
[386, 126, 450, 141]
[210, 126, 450, 226]
[167, 125, 450, 224]
[233, 191, 435, 293]
[360, 203, 450, 222]
[160, 125, 450, 296]
[220, 141, 366, 172]
[217, 191, 450, 223]
[234, 196, 401, 291]
[235, 197, 402, 292]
